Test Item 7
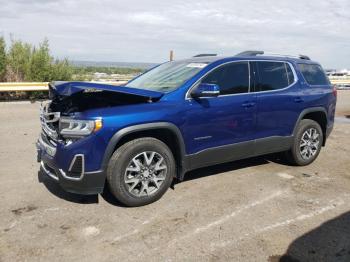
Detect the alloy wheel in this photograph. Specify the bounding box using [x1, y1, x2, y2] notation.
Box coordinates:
[124, 151, 167, 197]
[299, 128, 320, 160]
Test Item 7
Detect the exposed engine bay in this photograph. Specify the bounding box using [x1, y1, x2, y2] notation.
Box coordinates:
[49, 90, 152, 115]
[39, 82, 164, 142]
[47, 81, 163, 115]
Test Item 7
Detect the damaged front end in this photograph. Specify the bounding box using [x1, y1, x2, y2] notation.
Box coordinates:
[40, 101, 102, 147]
[41, 81, 164, 142]
[48, 81, 163, 115]
[37, 100, 106, 190]
[36, 81, 164, 193]
[40, 102, 60, 141]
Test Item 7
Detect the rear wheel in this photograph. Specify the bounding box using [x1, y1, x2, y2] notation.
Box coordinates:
[107, 137, 175, 207]
[286, 119, 323, 166]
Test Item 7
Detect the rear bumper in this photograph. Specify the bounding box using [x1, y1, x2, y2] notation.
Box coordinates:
[323, 123, 334, 146]
[326, 123, 334, 138]
[37, 140, 105, 195]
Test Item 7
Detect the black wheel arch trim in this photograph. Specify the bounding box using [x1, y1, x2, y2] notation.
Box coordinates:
[293, 107, 327, 136]
[293, 107, 329, 146]
[101, 122, 187, 179]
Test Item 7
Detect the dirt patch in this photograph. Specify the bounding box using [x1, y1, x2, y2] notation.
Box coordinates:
[11, 205, 38, 216]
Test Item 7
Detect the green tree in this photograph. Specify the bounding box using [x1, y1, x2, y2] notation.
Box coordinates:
[6, 38, 32, 81]
[29, 38, 52, 81]
[4, 37, 73, 82]
[0, 37, 6, 81]
[51, 58, 73, 81]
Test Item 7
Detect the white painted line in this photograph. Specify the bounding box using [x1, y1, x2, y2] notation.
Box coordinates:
[111, 217, 157, 243]
[167, 190, 285, 246]
[44, 207, 60, 212]
[195, 190, 284, 234]
[211, 197, 346, 249]
[111, 208, 179, 243]
[142, 220, 151, 225]
[112, 229, 139, 242]
[257, 199, 344, 232]
[277, 173, 294, 180]
[5, 221, 17, 231]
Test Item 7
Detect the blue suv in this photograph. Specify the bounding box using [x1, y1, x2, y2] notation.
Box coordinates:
[37, 51, 337, 206]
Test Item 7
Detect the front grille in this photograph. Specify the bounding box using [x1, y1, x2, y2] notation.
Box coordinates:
[41, 132, 56, 147]
[40, 102, 60, 140]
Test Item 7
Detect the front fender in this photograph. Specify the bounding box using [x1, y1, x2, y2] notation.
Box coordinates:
[100, 122, 187, 178]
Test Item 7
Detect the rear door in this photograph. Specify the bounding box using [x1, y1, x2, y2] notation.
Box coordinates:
[253, 61, 303, 140]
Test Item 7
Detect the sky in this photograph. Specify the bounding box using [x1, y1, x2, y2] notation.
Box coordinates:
[0, 0, 349, 68]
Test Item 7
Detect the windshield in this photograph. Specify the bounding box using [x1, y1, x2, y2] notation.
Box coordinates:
[125, 61, 208, 92]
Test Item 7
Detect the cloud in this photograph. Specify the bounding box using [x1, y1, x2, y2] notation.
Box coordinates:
[127, 12, 168, 25]
[0, 0, 349, 68]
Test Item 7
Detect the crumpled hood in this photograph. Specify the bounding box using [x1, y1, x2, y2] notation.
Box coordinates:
[49, 81, 164, 99]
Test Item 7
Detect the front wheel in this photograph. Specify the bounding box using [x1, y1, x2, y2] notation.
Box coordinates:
[107, 137, 175, 207]
[286, 119, 323, 166]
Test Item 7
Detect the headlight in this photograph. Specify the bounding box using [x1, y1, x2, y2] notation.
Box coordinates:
[59, 118, 102, 138]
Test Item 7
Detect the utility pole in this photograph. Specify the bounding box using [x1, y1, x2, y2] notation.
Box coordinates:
[169, 50, 174, 61]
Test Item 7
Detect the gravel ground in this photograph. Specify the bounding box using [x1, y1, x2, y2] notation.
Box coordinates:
[0, 91, 349, 262]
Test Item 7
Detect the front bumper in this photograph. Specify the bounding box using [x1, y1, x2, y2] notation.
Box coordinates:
[37, 102, 108, 195]
[37, 138, 105, 195]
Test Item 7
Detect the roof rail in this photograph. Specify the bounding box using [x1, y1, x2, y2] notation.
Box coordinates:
[235, 50, 264, 56]
[266, 53, 312, 60]
[235, 51, 311, 60]
[193, 54, 217, 57]
[299, 54, 311, 60]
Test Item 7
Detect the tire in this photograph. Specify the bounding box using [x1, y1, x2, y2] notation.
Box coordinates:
[107, 137, 175, 207]
[285, 119, 323, 166]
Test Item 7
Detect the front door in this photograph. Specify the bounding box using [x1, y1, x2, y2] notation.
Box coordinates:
[183, 61, 257, 167]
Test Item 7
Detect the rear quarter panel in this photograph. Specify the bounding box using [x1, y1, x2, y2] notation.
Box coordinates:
[296, 62, 336, 129]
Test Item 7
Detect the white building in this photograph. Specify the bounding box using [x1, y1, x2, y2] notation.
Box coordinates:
[93, 72, 108, 78]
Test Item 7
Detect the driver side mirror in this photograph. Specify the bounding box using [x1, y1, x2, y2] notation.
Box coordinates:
[191, 83, 220, 98]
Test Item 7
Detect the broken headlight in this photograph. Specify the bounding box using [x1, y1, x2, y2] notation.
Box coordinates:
[59, 118, 102, 138]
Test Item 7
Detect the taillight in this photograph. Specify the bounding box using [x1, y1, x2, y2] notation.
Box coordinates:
[332, 85, 337, 97]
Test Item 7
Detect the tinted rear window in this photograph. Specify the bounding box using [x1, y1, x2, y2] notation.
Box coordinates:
[299, 64, 329, 85]
[256, 62, 295, 91]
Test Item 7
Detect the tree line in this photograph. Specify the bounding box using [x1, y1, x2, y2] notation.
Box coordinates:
[73, 66, 142, 75]
[0, 37, 146, 100]
[0, 37, 72, 82]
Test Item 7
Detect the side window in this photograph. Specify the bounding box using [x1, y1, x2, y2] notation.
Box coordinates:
[256, 61, 294, 91]
[299, 64, 329, 85]
[201, 62, 249, 95]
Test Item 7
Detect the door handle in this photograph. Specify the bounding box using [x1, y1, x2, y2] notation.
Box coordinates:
[294, 97, 304, 103]
[241, 101, 255, 108]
